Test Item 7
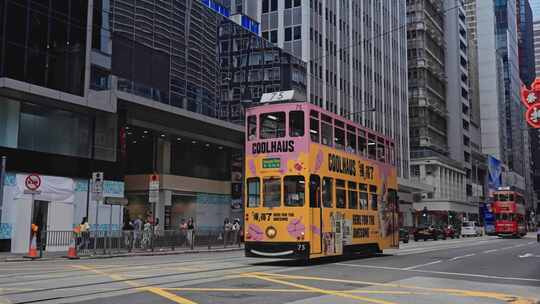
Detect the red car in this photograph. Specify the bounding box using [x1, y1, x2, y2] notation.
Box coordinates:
[442, 225, 459, 239]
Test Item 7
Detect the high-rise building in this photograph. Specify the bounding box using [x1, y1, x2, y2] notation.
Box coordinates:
[407, 0, 482, 224]
[258, 0, 410, 180]
[531, 0, 540, 20]
[535, 21, 540, 76]
[473, 0, 528, 199]
[532, 20, 540, 203]
[517, 0, 537, 212]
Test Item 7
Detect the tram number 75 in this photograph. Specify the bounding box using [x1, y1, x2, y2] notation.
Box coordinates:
[297, 244, 306, 251]
[253, 212, 272, 222]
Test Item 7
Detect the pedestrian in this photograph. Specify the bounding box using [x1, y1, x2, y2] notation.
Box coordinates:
[79, 217, 90, 250]
[154, 217, 161, 237]
[123, 219, 134, 249]
[224, 218, 232, 245]
[232, 219, 241, 245]
[179, 218, 187, 247]
[133, 216, 143, 249]
[142, 220, 152, 249]
[187, 217, 195, 249]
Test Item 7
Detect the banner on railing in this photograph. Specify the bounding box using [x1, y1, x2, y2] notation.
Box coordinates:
[15, 174, 75, 202]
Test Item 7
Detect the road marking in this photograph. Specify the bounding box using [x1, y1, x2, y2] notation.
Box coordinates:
[449, 253, 475, 261]
[163, 287, 314, 293]
[403, 260, 442, 270]
[483, 249, 498, 253]
[393, 240, 500, 256]
[336, 263, 540, 282]
[243, 273, 398, 304]
[73, 265, 198, 304]
[518, 253, 540, 258]
[250, 272, 538, 303]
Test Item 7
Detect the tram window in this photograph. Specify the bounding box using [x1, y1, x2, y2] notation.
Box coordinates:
[289, 111, 305, 137]
[260, 112, 286, 139]
[321, 113, 332, 123]
[358, 131, 367, 156]
[284, 176, 305, 207]
[370, 185, 378, 210]
[390, 143, 395, 165]
[322, 177, 334, 208]
[263, 177, 281, 207]
[248, 116, 257, 141]
[368, 134, 377, 160]
[321, 122, 333, 146]
[348, 182, 358, 209]
[377, 138, 385, 162]
[336, 179, 346, 209]
[310, 117, 320, 142]
[335, 127, 345, 150]
[335, 120, 345, 128]
[247, 178, 261, 207]
[310, 175, 321, 208]
[346, 129, 356, 153]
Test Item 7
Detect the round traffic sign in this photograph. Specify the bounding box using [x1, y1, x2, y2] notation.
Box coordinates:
[25, 174, 41, 191]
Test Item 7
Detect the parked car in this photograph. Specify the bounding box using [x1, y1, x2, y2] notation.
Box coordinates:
[413, 225, 443, 241]
[442, 225, 459, 239]
[399, 228, 410, 243]
[461, 221, 482, 237]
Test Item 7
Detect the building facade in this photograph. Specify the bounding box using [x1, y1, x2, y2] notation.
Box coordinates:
[0, 0, 306, 253]
[258, 0, 410, 180]
[407, 0, 482, 225]
[471, 0, 529, 202]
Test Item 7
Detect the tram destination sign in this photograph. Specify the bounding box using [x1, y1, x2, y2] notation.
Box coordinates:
[262, 158, 281, 169]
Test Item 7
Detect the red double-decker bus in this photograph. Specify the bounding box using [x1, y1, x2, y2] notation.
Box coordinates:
[492, 189, 527, 238]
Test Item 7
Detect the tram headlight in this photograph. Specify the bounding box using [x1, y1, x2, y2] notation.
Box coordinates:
[265, 226, 277, 239]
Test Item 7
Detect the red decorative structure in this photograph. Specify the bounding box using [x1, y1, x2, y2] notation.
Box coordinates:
[521, 78, 540, 128]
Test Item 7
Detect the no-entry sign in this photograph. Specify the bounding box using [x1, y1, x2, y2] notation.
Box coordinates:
[25, 174, 41, 191]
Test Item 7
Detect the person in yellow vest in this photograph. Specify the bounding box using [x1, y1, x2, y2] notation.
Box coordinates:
[78, 217, 90, 250]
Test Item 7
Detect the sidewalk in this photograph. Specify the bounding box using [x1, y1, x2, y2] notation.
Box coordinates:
[0, 245, 244, 262]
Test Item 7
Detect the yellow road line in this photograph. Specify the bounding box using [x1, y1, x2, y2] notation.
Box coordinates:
[72, 265, 198, 304]
[243, 273, 397, 304]
[162, 287, 314, 293]
[250, 272, 538, 303]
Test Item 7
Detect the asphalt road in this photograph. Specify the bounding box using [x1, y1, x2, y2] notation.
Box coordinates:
[0, 234, 539, 304]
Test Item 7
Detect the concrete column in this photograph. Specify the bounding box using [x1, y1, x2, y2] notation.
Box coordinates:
[156, 138, 171, 174]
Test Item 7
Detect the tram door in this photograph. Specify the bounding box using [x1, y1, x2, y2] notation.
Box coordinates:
[309, 175, 322, 254]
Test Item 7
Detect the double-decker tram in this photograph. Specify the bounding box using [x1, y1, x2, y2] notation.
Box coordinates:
[492, 188, 527, 238]
[244, 98, 399, 260]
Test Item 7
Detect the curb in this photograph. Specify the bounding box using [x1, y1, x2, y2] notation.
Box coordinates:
[1, 247, 244, 262]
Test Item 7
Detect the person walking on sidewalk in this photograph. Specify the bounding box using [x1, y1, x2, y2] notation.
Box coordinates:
[179, 218, 187, 247]
[79, 217, 90, 251]
[224, 218, 232, 245]
[133, 216, 143, 248]
[141, 220, 152, 250]
[232, 219, 241, 246]
[187, 217, 195, 249]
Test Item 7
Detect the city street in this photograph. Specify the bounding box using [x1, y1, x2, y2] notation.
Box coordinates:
[0, 235, 538, 304]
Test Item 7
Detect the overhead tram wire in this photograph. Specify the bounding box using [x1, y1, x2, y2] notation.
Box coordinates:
[308, 2, 464, 65]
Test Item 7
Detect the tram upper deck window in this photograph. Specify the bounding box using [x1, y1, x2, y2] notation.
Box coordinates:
[358, 130, 367, 156]
[377, 137, 385, 162]
[260, 112, 286, 139]
[284, 176, 305, 207]
[368, 133, 377, 160]
[247, 178, 261, 207]
[289, 111, 305, 137]
[334, 125, 345, 150]
[310, 111, 320, 143]
[248, 115, 257, 141]
[321, 114, 333, 146]
[346, 125, 356, 153]
[348, 182, 358, 209]
[263, 177, 281, 207]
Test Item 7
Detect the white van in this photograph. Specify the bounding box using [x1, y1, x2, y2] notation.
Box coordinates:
[461, 221, 482, 237]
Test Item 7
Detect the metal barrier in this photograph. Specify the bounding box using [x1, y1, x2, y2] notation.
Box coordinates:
[38, 229, 242, 257]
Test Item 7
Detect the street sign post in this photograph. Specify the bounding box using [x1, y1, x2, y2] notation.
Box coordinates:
[91, 172, 104, 254]
[148, 174, 159, 203]
[23, 174, 42, 256]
